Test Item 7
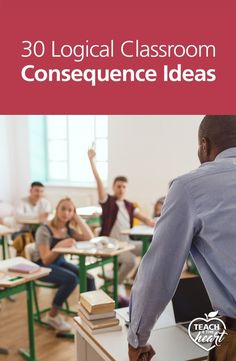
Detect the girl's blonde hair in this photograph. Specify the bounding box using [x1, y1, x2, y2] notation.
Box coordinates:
[50, 197, 78, 229]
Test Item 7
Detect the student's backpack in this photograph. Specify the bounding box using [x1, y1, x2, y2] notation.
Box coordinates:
[12, 232, 34, 257]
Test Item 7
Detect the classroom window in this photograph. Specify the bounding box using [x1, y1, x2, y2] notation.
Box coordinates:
[29, 115, 108, 186]
[46, 115, 108, 186]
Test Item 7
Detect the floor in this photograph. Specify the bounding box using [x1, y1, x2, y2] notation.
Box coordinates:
[0, 247, 134, 361]
[0, 250, 109, 361]
[0, 287, 77, 361]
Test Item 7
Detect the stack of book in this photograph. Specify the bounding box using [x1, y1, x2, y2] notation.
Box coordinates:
[78, 290, 122, 334]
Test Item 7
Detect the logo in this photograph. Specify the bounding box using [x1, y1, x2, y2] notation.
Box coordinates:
[188, 311, 227, 352]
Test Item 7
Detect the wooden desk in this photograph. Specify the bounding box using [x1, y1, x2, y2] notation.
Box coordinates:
[53, 238, 134, 307]
[77, 207, 102, 228]
[74, 313, 207, 361]
[15, 217, 45, 236]
[0, 225, 15, 259]
[0, 257, 51, 361]
[77, 206, 102, 219]
[16, 213, 54, 225]
[121, 225, 155, 256]
[181, 270, 198, 279]
[16, 218, 41, 225]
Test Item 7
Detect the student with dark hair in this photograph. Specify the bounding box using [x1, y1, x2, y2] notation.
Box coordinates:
[88, 148, 155, 284]
[153, 196, 165, 218]
[33, 197, 95, 332]
[15, 181, 51, 224]
[31, 181, 44, 188]
[128, 115, 236, 361]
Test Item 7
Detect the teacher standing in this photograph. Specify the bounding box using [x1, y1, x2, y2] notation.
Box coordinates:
[128, 115, 236, 361]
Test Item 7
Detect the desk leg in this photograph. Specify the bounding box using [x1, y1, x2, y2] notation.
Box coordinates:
[79, 255, 87, 294]
[1, 236, 7, 260]
[0, 347, 9, 355]
[75, 330, 87, 361]
[113, 256, 118, 307]
[142, 237, 150, 257]
[19, 281, 37, 361]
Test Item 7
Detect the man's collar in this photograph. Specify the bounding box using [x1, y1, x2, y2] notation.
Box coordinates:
[215, 147, 236, 160]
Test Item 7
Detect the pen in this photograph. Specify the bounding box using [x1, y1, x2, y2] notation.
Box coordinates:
[9, 276, 23, 281]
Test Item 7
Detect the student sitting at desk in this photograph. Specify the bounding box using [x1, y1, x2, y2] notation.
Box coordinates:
[32, 197, 95, 332]
[88, 148, 155, 285]
[153, 196, 165, 218]
[15, 181, 51, 229]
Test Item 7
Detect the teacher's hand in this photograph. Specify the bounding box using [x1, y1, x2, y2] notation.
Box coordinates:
[128, 344, 156, 361]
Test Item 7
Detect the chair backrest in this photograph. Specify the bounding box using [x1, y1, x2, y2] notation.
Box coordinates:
[24, 243, 36, 261]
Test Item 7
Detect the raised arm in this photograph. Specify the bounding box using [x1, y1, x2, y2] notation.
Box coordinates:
[88, 148, 107, 203]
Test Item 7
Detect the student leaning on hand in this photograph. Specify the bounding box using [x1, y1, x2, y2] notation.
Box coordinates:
[32, 197, 95, 333]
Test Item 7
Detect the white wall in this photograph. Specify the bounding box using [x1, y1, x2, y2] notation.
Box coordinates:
[0, 116, 15, 202]
[12, 116, 31, 199]
[108, 115, 201, 213]
[0, 115, 31, 203]
[0, 115, 202, 214]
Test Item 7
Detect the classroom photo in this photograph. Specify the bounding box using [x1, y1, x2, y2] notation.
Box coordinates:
[0, 115, 235, 361]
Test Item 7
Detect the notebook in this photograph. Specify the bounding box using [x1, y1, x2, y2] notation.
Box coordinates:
[8, 263, 40, 274]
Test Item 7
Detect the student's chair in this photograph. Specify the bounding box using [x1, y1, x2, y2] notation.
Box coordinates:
[24, 243, 76, 329]
[98, 267, 115, 296]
